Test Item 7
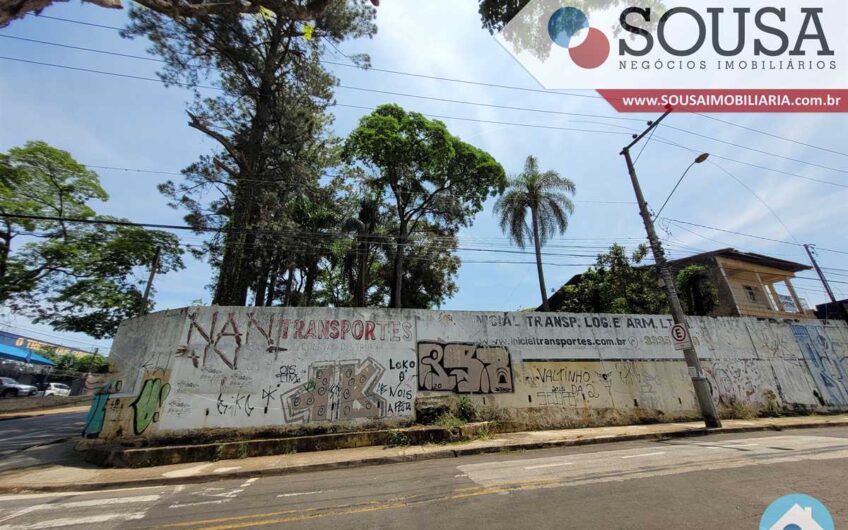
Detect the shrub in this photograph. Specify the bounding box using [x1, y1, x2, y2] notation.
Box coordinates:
[455, 396, 476, 422]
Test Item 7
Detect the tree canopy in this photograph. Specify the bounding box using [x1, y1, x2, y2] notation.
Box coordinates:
[495, 155, 575, 311]
[1, 0, 381, 29]
[344, 104, 507, 308]
[552, 244, 719, 316]
[0, 141, 184, 338]
[128, 0, 376, 306]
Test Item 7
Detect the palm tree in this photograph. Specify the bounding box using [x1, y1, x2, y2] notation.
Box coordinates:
[494, 156, 576, 311]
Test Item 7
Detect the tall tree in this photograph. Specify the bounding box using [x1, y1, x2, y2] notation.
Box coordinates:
[0, 141, 184, 338]
[343, 195, 383, 307]
[1, 0, 381, 29]
[344, 104, 507, 308]
[494, 155, 575, 312]
[128, 1, 376, 307]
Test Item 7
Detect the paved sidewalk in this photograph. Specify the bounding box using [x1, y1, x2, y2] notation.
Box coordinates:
[1, 414, 847, 493]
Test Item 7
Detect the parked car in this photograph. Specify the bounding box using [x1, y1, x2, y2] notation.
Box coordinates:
[40, 383, 71, 397]
[0, 377, 39, 397]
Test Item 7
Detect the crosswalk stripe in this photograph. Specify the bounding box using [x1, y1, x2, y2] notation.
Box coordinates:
[0, 512, 147, 529]
[0, 495, 160, 525]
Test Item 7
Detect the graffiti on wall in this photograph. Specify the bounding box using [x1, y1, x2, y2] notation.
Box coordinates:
[131, 376, 171, 435]
[793, 325, 848, 407]
[417, 342, 513, 394]
[282, 358, 388, 423]
[83, 382, 112, 438]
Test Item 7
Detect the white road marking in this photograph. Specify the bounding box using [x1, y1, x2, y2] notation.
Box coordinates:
[240, 478, 259, 487]
[0, 495, 160, 523]
[162, 463, 215, 478]
[524, 462, 573, 470]
[170, 499, 232, 509]
[0, 512, 147, 529]
[213, 467, 243, 474]
[276, 491, 324, 498]
[621, 451, 666, 459]
[0, 484, 167, 502]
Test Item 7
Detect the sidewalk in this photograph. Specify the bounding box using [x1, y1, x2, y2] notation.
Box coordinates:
[1, 414, 847, 494]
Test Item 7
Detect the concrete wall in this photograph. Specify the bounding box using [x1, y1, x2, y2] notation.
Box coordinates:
[84, 307, 419, 440]
[85, 307, 848, 441]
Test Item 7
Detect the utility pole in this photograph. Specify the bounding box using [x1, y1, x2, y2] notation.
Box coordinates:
[620, 108, 722, 429]
[804, 244, 837, 304]
[141, 246, 161, 316]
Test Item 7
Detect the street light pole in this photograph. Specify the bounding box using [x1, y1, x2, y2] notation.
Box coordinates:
[620, 110, 722, 429]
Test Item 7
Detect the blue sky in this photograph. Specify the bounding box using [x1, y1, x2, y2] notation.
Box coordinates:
[1, 0, 846, 354]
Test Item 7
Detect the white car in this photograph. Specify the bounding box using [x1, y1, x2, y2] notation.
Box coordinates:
[40, 383, 71, 397]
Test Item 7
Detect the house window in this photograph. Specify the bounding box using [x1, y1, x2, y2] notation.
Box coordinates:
[744, 286, 758, 303]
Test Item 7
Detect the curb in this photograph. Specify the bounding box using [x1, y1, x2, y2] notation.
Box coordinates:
[2, 419, 847, 494]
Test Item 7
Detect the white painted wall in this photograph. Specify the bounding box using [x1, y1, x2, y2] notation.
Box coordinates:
[86, 308, 848, 440]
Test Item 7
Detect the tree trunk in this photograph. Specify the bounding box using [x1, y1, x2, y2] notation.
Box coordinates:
[212, 17, 288, 307]
[391, 221, 407, 309]
[284, 265, 294, 307]
[532, 206, 549, 311]
[0, 222, 10, 281]
[355, 237, 368, 307]
[303, 261, 317, 306]
[265, 265, 279, 306]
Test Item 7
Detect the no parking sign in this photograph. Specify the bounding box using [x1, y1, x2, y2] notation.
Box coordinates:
[670, 324, 692, 351]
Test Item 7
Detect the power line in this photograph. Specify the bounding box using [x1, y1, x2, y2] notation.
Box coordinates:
[662, 218, 801, 247]
[34, 14, 124, 30]
[694, 113, 848, 159]
[24, 14, 848, 160]
[706, 159, 800, 245]
[7, 34, 848, 177]
[5, 51, 848, 189]
[0, 213, 629, 259]
[82, 164, 633, 205]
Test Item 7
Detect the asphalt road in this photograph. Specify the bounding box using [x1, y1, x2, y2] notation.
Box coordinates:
[0, 412, 87, 455]
[1, 426, 847, 529]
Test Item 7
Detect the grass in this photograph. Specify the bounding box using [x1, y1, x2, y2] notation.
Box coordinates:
[435, 412, 467, 429]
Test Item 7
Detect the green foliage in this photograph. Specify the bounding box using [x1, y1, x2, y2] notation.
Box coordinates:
[455, 396, 477, 422]
[344, 104, 507, 308]
[435, 412, 466, 429]
[42, 349, 110, 374]
[676, 265, 719, 316]
[385, 429, 412, 447]
[555, 244, 670, 315]
[554, 246, 723, 316]
[0, 141, 184, 338]
[128, 1, 376, 306]
[494, 155, 576, 311]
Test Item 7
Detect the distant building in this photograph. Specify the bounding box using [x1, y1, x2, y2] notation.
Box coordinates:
[0, 330, 93, 359]
[665, 249, 815, 320]
[543, 248, 816, 320]
[816, 299, 848, 322]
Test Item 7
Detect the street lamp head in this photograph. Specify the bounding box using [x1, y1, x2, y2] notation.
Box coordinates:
[695, 153, 710, 164]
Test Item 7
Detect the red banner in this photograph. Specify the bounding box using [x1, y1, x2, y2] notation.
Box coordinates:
[598, 89, 848, 113]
